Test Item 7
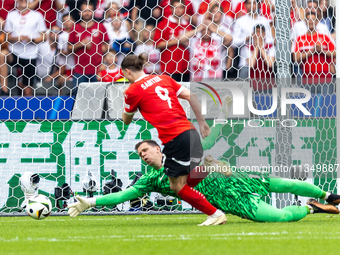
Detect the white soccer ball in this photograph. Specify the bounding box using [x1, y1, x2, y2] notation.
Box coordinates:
[26, 194, 52, 220]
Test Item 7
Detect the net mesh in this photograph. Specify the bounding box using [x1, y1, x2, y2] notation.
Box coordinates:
[0, 0, 337, 214]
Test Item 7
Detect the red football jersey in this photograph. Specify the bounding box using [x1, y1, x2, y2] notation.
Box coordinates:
[124, 74, 191, 144]
[68, 22, 110, 75]
[293, 33, 335, 84]
[154, 17, 192, 74]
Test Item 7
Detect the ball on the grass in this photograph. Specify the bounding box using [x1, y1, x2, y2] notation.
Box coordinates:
[26, 194, 52, 220]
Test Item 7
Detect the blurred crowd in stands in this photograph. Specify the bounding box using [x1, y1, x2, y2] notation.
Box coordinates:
[0, 0, 336, 97]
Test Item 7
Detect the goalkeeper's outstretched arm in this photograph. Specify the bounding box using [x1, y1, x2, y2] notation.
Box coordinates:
[68, 187, 143, 217]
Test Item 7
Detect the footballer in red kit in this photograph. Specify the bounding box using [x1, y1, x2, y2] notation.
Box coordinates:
[120, 54, 227, 226]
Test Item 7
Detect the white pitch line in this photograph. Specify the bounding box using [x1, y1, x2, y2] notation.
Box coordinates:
[2, 232, 340, 243]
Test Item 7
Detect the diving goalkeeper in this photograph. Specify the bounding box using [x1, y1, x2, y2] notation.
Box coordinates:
[68, 134, 340, 222]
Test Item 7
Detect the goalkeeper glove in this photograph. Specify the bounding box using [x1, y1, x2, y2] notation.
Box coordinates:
[67, 196, 92, 218]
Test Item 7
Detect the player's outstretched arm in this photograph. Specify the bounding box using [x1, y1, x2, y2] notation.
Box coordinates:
[178, 88, 211, 138]
[68, 187, 142, 218]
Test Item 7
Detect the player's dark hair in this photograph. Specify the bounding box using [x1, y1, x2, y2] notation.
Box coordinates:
[135, 140, 160, 151]
[121, 54, 146, 72]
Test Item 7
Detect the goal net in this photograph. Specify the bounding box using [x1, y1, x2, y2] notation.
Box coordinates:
[0, 0, 338, 215]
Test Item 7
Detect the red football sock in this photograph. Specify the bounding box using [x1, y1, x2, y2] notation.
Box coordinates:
[187, 165, 209, 187]
[177, 184, 217, 215]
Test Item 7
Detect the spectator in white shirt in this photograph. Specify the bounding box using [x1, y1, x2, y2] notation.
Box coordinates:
[232, 0, 274, 79]
[3, 0, 47, 96]
[190, 4, 233, 81]
[291, 0, 331, 40]
[134, 24, 161, 74]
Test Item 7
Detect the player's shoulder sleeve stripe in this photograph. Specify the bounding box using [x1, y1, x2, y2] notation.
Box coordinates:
[176, 86, 185, 96]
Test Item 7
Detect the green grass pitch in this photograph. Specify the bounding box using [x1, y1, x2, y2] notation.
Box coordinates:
[1, 214, 339, 255]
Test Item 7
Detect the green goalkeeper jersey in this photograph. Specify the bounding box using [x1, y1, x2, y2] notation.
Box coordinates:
[132, 167, 270, 219]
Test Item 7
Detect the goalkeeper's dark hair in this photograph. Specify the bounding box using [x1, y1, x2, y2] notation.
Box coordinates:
[121, 54, 146, 72]
[135, 140, 160, 151]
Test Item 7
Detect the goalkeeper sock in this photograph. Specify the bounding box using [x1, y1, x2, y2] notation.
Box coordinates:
[187, 165, 208, 187]
[178, 184, 217, 216]
[320, 191, 328, 200]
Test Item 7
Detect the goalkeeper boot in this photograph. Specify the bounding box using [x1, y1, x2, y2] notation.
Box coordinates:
[307, 199, 339, 214]
[325, 193, 340, 205]
[204, 155, 232, 177]
[198, 210, 227, 226]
